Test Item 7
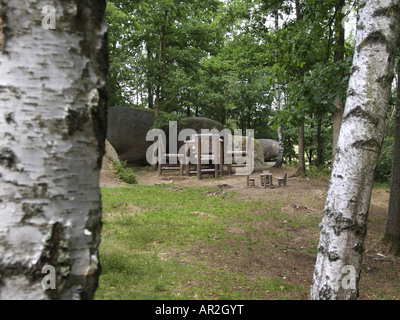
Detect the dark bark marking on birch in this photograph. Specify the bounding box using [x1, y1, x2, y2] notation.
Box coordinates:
[350, 66, 360, 76]
[347, 87, 356, 97]
[344, 106, 380, 127]
[324, 209, 366, 237]
[31, 222, 72, 299]
[357, 31, 387, 53]
[351, 139, 381, 152]
[0, 147, 15, 169]
[4, 112, 14, 124]
[377, 74, 396, 87]
[328, 251, 340, 262]
[372, 4, 400, 18]
[0, 1, 4, 53]
[21, 203, 45, 223]
[65, 107, 89, 136]
[319, 285, 332, 300]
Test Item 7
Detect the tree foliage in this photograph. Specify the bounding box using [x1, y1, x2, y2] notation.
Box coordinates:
[106, 0, 394, 177]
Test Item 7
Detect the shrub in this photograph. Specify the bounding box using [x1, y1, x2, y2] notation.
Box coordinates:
[113, 160, 138, 184]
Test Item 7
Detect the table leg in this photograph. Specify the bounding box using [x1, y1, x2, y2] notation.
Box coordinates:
[197, 136, 202, 180]
[219, 140, 224, 176]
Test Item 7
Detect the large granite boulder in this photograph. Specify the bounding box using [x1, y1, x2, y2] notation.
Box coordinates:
[258, 139, 280, 160]
[179, 117, 224, 133]
[161, 116, 225, 150]
[107, 106, 156, 165]
[107, 107, 226, 165]
[233, 136, 265, 169]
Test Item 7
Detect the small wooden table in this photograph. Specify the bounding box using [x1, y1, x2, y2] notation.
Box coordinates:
[260, 173, 273, 189]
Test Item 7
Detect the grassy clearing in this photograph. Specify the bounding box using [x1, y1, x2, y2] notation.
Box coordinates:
[95, 172, 400, 300]
[95, 184, 318, 300]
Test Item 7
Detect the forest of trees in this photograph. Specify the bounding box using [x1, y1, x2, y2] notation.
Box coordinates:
[107, 0, 355, 172]
[106, 0, 400, 298]
[106, 0, 398, 182]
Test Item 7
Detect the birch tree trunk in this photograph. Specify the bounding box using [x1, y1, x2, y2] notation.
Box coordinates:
[310, 0, 400, 300]
[0, 0, 108, 299]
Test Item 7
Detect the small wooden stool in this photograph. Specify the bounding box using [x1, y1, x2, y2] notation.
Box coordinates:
[247, 175, 256, 187]
[278, 172, 287, 186]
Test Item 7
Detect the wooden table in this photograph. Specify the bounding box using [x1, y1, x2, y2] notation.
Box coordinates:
[184, 134, 223, 179]
[260, 173, 273, 189]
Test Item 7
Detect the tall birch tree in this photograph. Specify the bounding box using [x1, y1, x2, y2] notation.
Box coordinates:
[273, 9, 284, 168]
[0, 0, 108, 299]
[310, 0, 400, 300]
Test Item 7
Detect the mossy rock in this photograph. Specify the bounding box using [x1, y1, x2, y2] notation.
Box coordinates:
[101, 139, 119, 172]
[258, 139, 280, 160]
[232, 136, 265, 168]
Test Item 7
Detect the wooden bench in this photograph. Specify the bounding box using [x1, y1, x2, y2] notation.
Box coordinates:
[185, 134, 223, 180]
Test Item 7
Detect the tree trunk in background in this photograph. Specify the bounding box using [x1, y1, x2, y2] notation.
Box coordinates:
[294, 0, 305, 177]
[332, 0, 346, 163]
[332, 98, 344, 162]
[155, 9, 168, 117]
[295, 124, 306, 176]
[223, 85, 227, 125]
[310, 0, 400, 300]
[316, 116, 324, 168]
[383, 62, 400, 256]
[147, 47, 154, 109]
[0, 0, 108, 299]
[273, 11, 284, 168]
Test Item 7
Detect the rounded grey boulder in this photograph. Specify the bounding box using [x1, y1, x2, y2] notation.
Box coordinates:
[107, 107, 226, 165]
[107, 106, 156, 165]
[179, 117, 224, 133]
[258, 139, 280, 160]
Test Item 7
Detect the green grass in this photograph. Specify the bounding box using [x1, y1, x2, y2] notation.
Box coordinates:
[95, 184, 316, 300]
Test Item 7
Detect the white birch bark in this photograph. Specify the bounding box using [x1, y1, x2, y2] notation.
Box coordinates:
[310, 0, 400, 300]
[273, 11, 284, 168]
[0, 0, 108, 299]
